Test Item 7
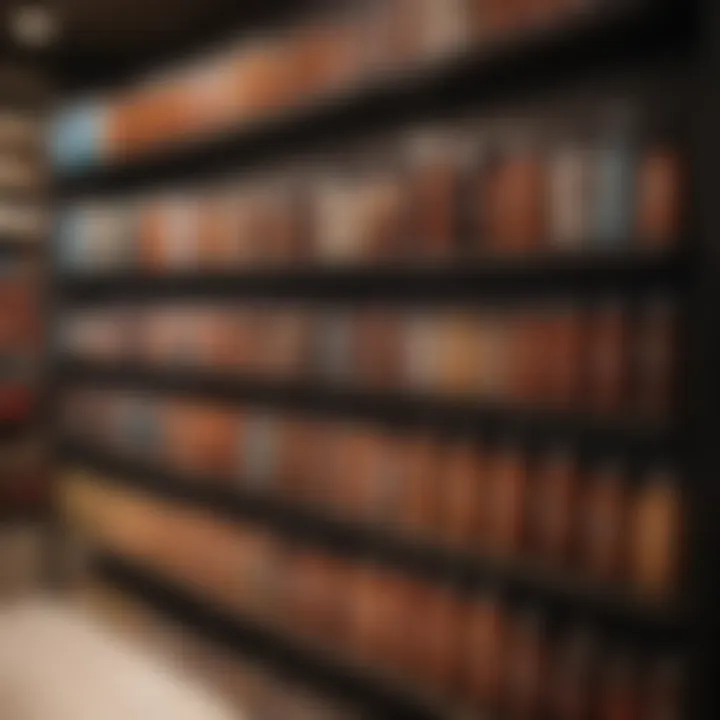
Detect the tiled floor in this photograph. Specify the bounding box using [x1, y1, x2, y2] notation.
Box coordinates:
[0, 599, 242, 720]
[0, 527, 358, 720]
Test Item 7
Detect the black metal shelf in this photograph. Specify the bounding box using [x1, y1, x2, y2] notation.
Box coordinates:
[64, 440, 685, 646]
[59, 358, 676, 463]
[57, 250, 684, 305]
[0, 416, 33, 442]
[0, 234, 41, 256]
[94, 552, 462, 720]
[56, 0, 682, 199]
[0, 507, 48, 526]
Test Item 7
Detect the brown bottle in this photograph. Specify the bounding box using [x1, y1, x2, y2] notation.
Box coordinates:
[276, 417, 315, 501]
[475, 312, 510, 401]
[403, 312, 442, 394]
[292, 551, 332, 642]
[354, 431, 396, 527]
[530, 447, 577, 566]
[544, 304, 585, 410]
[637, 145, 683, 249]
[138, 201, 168, 271]
[261, 186, 302, 266]
[399, 578, 428, 680]
[484, 442, 527, 557]
[600, 653, 642, 720]
[197, 194, 239, 269]
[582, 463, 628, 584]
[486, 147, 547, 255]
[333, 425, 379, 521]
[194, 407, 238, 479]
[356, 310, 402, 390]
[300, 419, 338, 509]
[630, 471, 683, 600]
[632, 298, 677, 427]
[369, 433, 404, 531]
[421, 585, 462, 695]
[354, 564, 396, 667]
[503, 610, 547, 719]
[549, 627, 597, 720]
[644, 657, 683, 720]
[161, 197, 200, 272]
[586, 301, 630, 417]
[464, 589, 507, 708]
[361, 173, 409, 264]
[442, 441, 486, 550]
[509, 310, 548, 407]
[397, 436, 441, 541]
[439, 312, 482, 398]
[375, 573, 412, 678]
[262, 310, 309, 380]
[407, 134, 460, 263]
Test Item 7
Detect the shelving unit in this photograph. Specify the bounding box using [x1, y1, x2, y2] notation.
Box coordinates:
[50, 0, 720, 717]
[0, 65, 49, 526]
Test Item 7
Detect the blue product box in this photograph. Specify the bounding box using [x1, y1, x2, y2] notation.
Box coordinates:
[50, 102, 107, 173]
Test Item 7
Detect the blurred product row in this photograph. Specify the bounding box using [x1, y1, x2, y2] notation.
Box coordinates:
[57, 100, 681, 272]
[0, 260, 40, 348]
[62, 298, 676, 424]
[61, 470, 683, 720]
[51, 0, 605, 172]
[64, 390, 682, 601]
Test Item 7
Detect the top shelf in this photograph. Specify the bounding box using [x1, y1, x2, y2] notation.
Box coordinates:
[57, 249, 685, 304]
[56, 0, 685, 199]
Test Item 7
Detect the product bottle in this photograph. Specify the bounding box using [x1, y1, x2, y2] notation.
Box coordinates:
[630, 471, 683, 599]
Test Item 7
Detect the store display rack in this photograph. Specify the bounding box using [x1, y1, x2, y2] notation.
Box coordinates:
[0, 416, 33, 440]
[0, 234, 41, 254]
[51, 0, 720, 718]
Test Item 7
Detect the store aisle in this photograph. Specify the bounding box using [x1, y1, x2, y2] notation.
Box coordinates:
[0, 600, 242, 720]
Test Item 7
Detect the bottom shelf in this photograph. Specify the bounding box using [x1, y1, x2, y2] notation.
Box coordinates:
[93, 553, 480, 720]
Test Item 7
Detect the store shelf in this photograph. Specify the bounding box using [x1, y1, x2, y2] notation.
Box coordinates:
[57, 250, 684, 304]
[0, 506, 47, 525]
[59, 358, 676, 462]
[0, 416, 33, 441]
[94, 552, 461, 720]
[0, 234, 41, 256]
[44, 0, 720, 715]
[64, 441, 686, 644]
[57, 0, 681, 199]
